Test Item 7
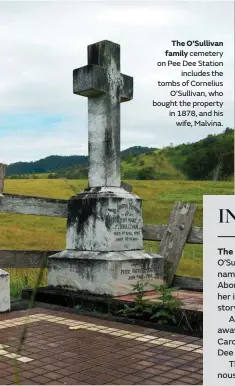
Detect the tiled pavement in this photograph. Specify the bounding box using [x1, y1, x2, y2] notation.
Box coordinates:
[0, 308, 203, 385]
[115, 290, 203, 312]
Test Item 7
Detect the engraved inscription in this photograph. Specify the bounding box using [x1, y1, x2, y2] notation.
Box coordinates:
[105, 201, 142, 245]
[119, 262, 160, 281]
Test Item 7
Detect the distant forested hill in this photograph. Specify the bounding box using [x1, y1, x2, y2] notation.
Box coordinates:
[121, 146, 156, 159]
[6, 155, 88, 176]
[6, 129, 234, 181]
[6, 146, 154, 176]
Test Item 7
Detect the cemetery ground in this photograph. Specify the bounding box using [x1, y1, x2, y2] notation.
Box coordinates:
[0, 308, 203, 385]
[0, 178, 233, 297]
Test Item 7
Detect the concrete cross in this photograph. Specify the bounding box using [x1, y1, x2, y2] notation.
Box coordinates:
[73, 40, 133, 188]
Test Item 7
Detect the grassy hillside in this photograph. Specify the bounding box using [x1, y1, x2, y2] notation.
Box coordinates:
[1, 178, 233, 295]
[121, 146, 156, 159]
[22, 151, 185, 180]
[7, 128, 233, 181]
[121, 151, 185, 180]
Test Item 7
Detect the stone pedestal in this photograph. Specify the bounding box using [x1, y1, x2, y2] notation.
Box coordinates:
[0, 270, 10, 312]
[48, 250, 163, 296]
[48, 187, 164, 296]
[66, 187, 143, 251]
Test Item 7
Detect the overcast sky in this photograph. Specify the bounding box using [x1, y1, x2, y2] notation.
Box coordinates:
[0, 0, 234, 164]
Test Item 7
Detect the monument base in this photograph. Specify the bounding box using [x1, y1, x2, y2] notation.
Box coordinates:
[0, 269, 10, 313]
[48, 250, 164, 296]
[66, 187, 144, 252]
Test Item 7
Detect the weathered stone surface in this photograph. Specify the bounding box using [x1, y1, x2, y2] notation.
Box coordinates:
[0, 269, 10, 312]
[48, 40, 164, 297]
[120, 74, 133, 102]
[48, 250, 164, 296]
[121, 181, 132, 193]
[67, 187, 143, 251]
[73, 65, 106, 97]
[73, 40, 133, 188]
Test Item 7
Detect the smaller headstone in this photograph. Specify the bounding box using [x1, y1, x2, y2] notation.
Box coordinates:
[0, 269, 10, 312]
[0, 163, 7, 197]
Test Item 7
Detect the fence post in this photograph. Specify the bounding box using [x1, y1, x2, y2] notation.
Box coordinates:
[0, 163, 7, 196]
[158, 201, 197, 286]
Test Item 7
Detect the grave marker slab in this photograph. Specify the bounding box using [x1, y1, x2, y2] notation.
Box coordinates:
[0, 270, 10, 313]
[48, 40, 164, 296]
[0, 164, 11, 312]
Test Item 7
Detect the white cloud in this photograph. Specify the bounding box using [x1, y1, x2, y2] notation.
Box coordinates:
[97, 6, 188, 26]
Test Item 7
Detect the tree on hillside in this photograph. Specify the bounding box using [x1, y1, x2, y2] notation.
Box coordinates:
[136, 167, 156, 180]
[182, 129, 234, 180]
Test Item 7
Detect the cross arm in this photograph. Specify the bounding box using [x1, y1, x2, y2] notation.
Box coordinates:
[120, 73, 133, 102]
[73, 65, 107, 98]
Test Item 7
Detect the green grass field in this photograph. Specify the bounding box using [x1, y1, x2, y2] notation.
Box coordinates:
[1, 179, 233, 296]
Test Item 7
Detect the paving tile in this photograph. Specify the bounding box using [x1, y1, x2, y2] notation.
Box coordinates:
[95, 373, 117, 382]
[111, 378, 134, 385]
[128, 363, 146, 371]
[189, 372, 205, 380]
[59, 376, 82, 385]
[44, 371, 64, 380]
[67, 372, 90, 382]
[17, 363, 35, 371]
[0, 379, 12, 385]
[176, 376, 201, 384]
[30, 375, 52, 384]
[57, 367, 78, 376]
[0, 308, 203, 385]
[150, 375, 175, 384]
[180, 364, 202, 372]
[133, 370, 153, 379]
[137, 360, 155, 367]
[18, 371, 36, 380]
[0, 369, 12, 378]
[31, 367, 49, 375]
[138, 380, 165, 385]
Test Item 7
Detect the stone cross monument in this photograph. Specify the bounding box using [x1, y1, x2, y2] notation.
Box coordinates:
[73, 40, 133, 188]
[48, 40, 163, 296]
